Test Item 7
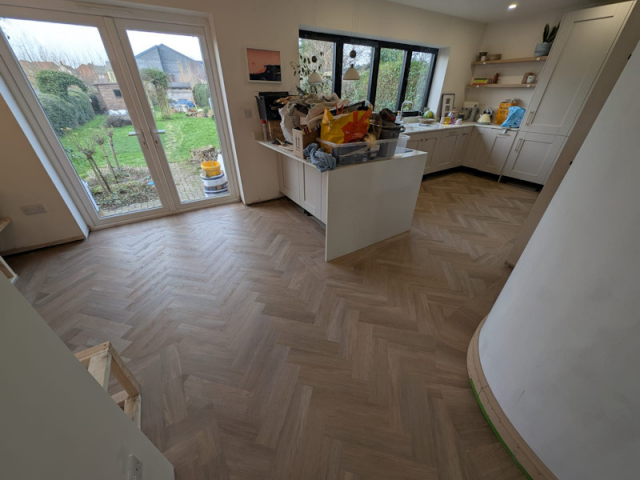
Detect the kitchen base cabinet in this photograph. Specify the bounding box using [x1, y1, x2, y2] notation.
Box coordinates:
[419, 134, 439, 174]
[484, 130, 516, 175]
[431, 130, 459, 171]
[300, 163, 325, 221]
[277, 154, 301, 204]
[502, 132, 566, 184]
[277, 154, 326, 222]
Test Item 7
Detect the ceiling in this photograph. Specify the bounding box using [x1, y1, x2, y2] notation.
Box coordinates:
[385, 0, 603, 23]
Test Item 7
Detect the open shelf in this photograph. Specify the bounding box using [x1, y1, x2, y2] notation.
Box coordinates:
[472, 56, 547, 66]
[466, 83, 537, 89]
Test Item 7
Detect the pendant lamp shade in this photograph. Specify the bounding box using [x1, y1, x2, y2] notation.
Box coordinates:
[308, 70, 323, 84]
[343, 65, 360, 81]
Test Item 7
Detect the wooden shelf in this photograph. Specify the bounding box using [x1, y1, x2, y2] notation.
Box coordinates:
[466, 83, 537, 89]
[472, 56, 547, 66]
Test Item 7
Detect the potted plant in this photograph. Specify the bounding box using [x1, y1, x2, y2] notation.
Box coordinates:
[535, 23, 560, 57]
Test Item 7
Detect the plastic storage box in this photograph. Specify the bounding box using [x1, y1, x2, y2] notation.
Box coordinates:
[319, 135, 409, 165]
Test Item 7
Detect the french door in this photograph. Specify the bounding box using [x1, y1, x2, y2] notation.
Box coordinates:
[0, 6, 238, 228]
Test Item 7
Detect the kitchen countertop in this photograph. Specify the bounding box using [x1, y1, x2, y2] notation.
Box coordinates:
[257, 140, 427, 169]
[401, 121, 517, 134]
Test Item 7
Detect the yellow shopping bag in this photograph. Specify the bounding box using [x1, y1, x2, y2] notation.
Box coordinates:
[321, 107, 372, 147]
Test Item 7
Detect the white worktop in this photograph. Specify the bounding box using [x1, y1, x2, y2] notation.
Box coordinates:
[257, 140, 427, 169]
[402, 121, 517, 135]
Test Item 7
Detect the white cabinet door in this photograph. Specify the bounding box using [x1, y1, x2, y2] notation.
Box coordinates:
[453, 128, 471, 166]
[473, 127, 497, 171]
[432, 130, 459, 171]
[463, 127, 481, 168]
[502, 132, 566, 184]
[300, 163, 323, 219]
[482, 130, 516, 175]
[277, 153, 301, 204]
[420, 134, 440, 174]
[406, 138, 420, 151]
[521, 2, 632, 136]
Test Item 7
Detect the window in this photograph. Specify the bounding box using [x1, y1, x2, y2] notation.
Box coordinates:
[298, 37, 333, 97]
[341, 43, 373, 104]
[375, 48, 404, 111]
[113, 89, 122, 98]
[405, 51, 436, 111]
[299, 31, 437, 112]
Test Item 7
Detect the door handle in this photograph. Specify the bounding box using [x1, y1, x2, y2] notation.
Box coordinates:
[526, 110, 536, 125]
[514, 138, 524, 152]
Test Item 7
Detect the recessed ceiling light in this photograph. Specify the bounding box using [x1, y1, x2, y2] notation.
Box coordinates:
[508, 3, 517, 9]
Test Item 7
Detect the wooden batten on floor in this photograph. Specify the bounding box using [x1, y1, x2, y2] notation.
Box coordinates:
[75, 341, 142, 429]
[467, 319, 559, 480]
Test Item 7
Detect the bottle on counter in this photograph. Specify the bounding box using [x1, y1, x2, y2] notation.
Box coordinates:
[261, 119, 269, 141]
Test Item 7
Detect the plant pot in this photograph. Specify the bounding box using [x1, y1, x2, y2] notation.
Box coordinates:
[534, 42, 552, 57]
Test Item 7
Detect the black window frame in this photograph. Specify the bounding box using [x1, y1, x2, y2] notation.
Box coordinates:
[113, 89, 122, 98]
[299, 30, 438, 112]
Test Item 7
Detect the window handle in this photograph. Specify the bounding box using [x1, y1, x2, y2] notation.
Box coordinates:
[153, 130, 165, 135]
[128, 131, 141, 136]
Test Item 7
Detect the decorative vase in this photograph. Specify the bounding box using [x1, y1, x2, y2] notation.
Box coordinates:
[534, 42, 552, 57]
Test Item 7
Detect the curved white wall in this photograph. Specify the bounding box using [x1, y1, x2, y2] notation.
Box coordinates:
[478, 39, 640, 480]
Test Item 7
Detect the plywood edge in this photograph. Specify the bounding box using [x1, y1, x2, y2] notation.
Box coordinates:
[467, 319, 559, 480]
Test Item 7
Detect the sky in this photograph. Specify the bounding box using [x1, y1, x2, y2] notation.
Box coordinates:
[0, 17, 203, 68]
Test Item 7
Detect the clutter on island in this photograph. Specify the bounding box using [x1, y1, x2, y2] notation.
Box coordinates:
[256, 90, 408, 172]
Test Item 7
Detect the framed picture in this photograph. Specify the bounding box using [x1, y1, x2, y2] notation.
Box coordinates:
[246, 47, 282, 83]
[440, 93, 455, 117]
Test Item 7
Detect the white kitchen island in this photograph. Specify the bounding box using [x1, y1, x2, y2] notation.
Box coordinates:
[258, 141, 427, 261]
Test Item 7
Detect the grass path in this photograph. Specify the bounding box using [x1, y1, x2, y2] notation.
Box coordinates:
[60, 113, 220, 179]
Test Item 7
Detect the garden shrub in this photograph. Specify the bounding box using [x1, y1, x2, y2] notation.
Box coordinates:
[35, 70, 87, 99]
[193, 83, 210, 108]
[69, 91, 95, 125]
[88, 91, 104, 114]
[38, 93, 78, 134]
[104, 114, 132, 128]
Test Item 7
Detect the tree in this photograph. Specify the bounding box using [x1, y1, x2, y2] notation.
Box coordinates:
[66, 130, 112, 194]
[93, 132, 117, 180]
[35, 70, 87, 99]
[193, 83, 210, 108]
[140, 68, 171, 119]
[104, 127, 121, 170]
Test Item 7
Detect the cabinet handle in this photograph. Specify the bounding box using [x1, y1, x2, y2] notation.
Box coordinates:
[526, 110, 536, 125]
[514, 138, 524, 152]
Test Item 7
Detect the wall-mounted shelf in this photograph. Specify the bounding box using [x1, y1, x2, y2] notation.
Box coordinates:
[466, 83, 537, 89]
[472, 56, 548, 66]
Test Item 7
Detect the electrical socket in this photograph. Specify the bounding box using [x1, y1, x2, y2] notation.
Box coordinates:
[20, 204, 47, 215]
[243, 108, 253, 119]
[128, 455, 143, 480]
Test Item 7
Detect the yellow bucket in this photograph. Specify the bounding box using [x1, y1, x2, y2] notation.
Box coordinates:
[201, 160, 221, 177]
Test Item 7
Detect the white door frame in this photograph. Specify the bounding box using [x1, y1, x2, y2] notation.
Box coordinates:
[0, 2, 240, 229]
[110, 17, 241, 213]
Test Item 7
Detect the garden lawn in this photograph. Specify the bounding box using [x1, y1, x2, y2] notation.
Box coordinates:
[60, 112, 220, 179]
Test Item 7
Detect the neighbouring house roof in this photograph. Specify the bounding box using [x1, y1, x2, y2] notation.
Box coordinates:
[134, 44, 202, 64]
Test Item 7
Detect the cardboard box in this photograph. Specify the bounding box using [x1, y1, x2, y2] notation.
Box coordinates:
[292, 128, 319, 159]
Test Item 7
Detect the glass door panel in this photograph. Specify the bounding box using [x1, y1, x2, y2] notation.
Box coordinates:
[405, 51, 434, 111]
[341, 43, 373, 104]
[0, 18, 163, 218]
[375, 48, 405, 111]
[124, 29, 228, 204]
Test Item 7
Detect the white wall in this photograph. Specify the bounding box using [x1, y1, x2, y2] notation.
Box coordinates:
[467, 9, 567, 113]
[0, 89, 87, 255]
[478, 39, 640, 480]
[0, 276, 175, 479]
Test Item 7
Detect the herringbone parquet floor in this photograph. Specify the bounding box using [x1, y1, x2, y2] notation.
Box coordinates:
[8, 172, 538, 480]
